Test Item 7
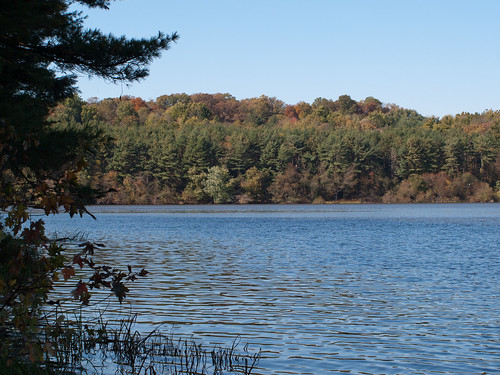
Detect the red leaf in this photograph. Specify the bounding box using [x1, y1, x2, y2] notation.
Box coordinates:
[62, 267, 75, 280]
[73, 254, 84, 268]
[73, 281, 90, 305]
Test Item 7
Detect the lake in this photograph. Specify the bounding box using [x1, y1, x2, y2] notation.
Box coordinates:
[43, 203, 500, 374]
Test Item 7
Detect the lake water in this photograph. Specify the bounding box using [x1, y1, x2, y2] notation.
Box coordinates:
[43, 204, 500, 374]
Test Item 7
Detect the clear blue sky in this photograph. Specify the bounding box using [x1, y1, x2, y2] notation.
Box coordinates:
[75, 0, 500, 117]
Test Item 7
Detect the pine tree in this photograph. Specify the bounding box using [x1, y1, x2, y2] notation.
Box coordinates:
[0, 0, 177, 212]
[0, 0, 177, 366]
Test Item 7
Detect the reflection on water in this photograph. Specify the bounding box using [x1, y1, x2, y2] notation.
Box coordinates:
[44, 204, 500, 374]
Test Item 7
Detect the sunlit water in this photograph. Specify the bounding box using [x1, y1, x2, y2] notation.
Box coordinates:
[43, 204, 500, 374]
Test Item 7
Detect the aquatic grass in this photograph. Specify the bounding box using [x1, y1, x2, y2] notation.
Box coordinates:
[38, 310, 261, 375]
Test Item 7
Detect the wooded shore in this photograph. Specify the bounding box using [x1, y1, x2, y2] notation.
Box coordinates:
[51, 93, 500, 205]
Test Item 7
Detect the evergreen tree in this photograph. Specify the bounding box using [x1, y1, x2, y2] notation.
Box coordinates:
[0, 0, 178, 211]
[0, 0, 177, 365]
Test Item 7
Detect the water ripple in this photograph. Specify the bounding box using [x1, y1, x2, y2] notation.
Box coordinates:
[44, 204, 500, 374]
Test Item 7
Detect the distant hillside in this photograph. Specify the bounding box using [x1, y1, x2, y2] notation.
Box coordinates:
[50, 93, 500, 204]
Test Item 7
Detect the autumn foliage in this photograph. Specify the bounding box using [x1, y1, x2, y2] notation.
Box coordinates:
[53, 93, 500, 205]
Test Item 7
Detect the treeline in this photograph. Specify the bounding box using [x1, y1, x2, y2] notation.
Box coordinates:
[49, 93, 500, 204]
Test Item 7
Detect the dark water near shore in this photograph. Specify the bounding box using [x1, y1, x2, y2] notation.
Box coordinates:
[44, 204, 500, 374]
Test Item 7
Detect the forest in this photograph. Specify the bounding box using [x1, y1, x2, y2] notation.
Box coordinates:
[50, 93, 500, 205]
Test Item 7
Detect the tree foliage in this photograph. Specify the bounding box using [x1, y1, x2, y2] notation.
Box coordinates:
[0, 0, 176, 366]
[59, 93, 499, 205]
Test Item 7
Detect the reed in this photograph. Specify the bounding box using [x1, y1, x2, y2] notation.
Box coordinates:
[36, 310, 261, 375]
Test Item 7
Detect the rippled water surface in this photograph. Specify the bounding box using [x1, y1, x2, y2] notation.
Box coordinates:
[44, 204, 500, 374]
